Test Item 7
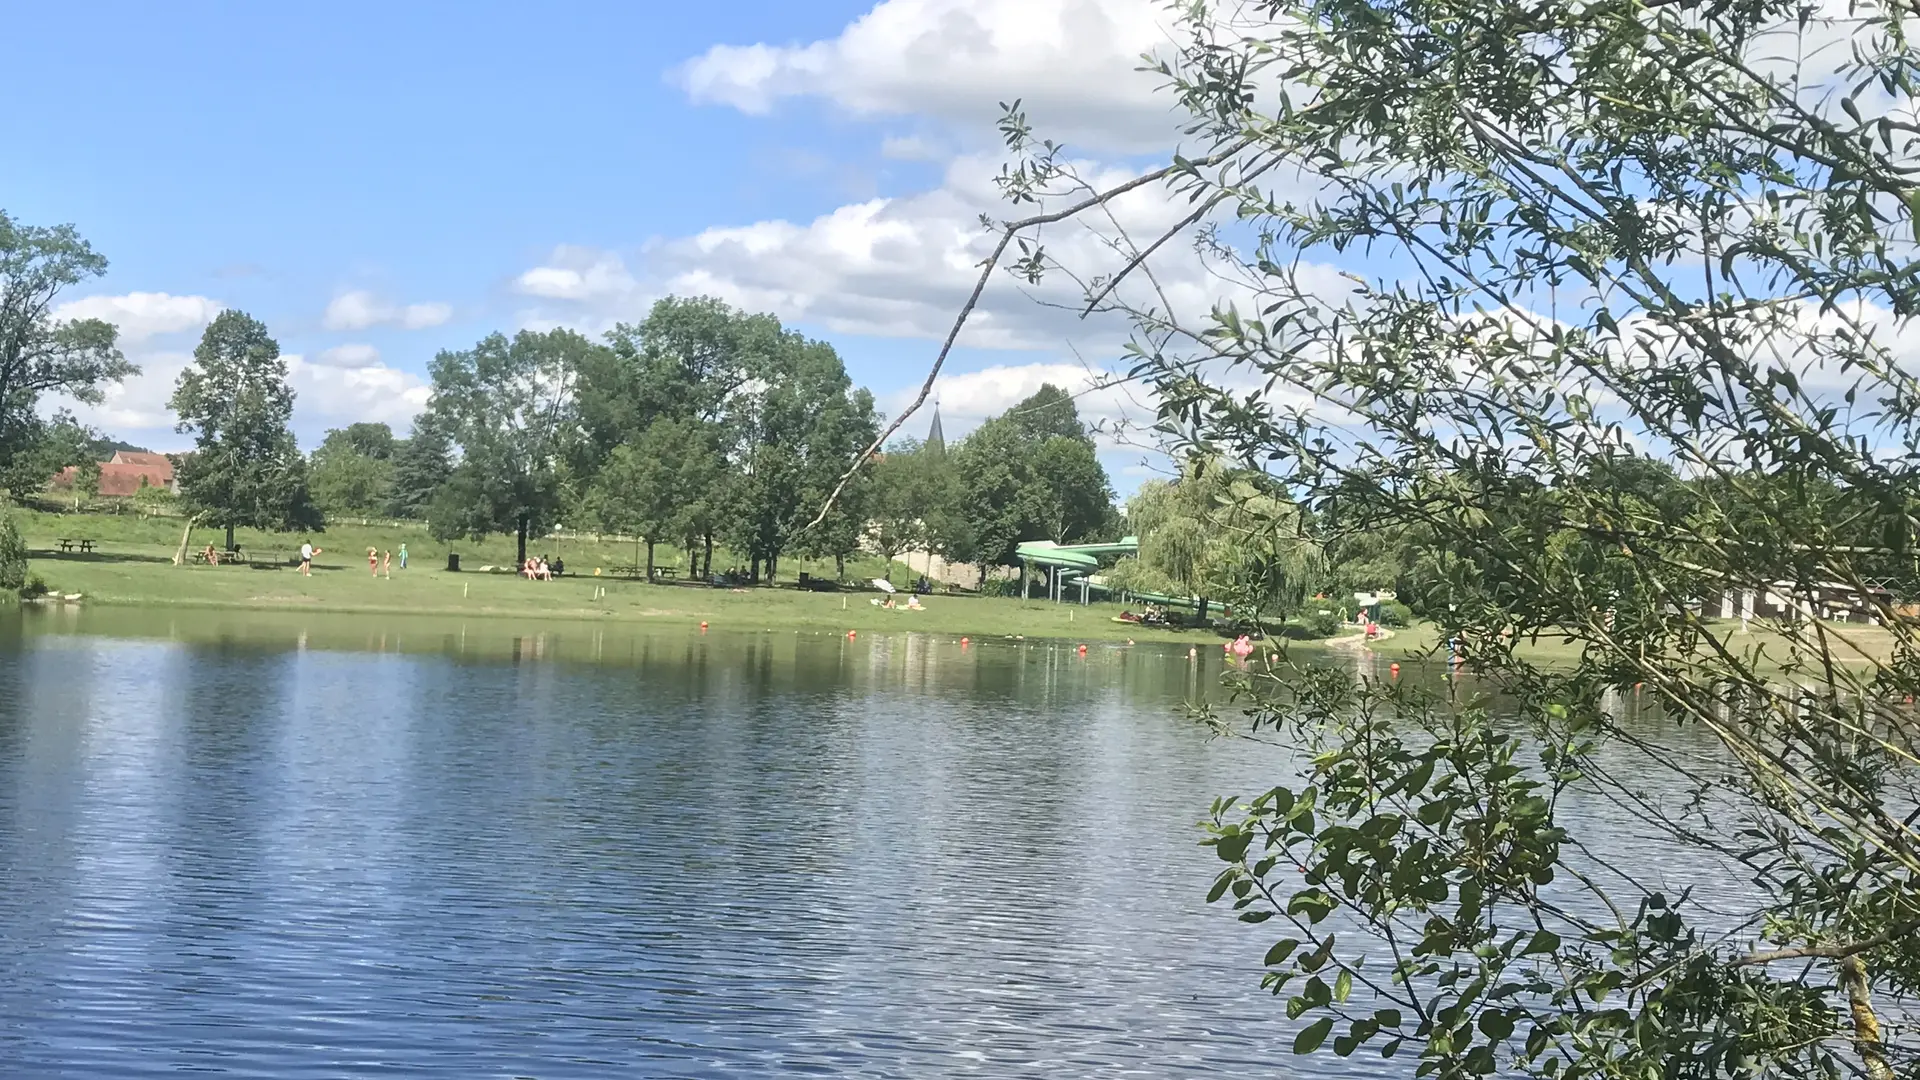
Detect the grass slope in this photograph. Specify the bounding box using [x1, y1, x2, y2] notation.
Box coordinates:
[5, 508, 1234, 645]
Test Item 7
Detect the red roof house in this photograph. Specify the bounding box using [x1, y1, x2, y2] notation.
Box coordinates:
[50, 454, 178, 497]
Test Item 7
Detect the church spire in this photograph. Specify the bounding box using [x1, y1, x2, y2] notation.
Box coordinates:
[925, 403, 946, 459]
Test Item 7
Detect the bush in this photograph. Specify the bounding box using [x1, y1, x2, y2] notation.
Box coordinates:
[980, 575, 1029, 598]
[1284, 610, 1346, 639]
[0, 514, 26, 591]
[1379, 600, 1414, 627]
[17, 574, 47, 600]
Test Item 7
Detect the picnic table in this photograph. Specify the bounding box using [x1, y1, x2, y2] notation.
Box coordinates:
[56, 538, 94, 553]
[649, 566, 680, 580]
[609, 565, 645, 579]
[191, 548, 253, 565]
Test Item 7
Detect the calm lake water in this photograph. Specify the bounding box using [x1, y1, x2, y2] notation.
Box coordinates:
[0, 607, 1341, 1079]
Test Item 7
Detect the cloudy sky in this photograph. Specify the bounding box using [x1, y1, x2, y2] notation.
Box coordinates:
[8, 0, 1209, 487]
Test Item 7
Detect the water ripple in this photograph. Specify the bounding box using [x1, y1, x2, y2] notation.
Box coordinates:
[0, 627, 1329, 1078]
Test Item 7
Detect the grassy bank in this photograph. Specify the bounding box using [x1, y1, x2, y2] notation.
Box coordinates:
[4, 506, 908, 582]
[5, 509, 1247, 645]
[1369, 619, 1905, 667]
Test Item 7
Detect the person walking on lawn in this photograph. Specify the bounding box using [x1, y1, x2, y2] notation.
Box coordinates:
[299, 541, 319, 576]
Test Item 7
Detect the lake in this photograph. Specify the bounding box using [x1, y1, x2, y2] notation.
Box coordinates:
[0, 607, 1341, 1078]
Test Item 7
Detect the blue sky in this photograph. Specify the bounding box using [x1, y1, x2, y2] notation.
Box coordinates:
[7, 1, 1199, 488]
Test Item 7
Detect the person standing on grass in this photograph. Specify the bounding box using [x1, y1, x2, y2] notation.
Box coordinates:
[299, 541, 318, 576]
[398, 543, 407, 570]
[367, 547, 379, 576]
[383, 550, 393, 579]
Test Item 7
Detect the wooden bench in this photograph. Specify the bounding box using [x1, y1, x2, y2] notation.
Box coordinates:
[56, 538, 95, 553]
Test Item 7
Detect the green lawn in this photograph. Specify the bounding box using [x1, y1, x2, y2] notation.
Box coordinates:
[4, 507, 1248, 645]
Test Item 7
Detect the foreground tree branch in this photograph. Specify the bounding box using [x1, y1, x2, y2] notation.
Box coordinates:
[897, 1, 1920, 1077]
[800, 138, 1254, 533]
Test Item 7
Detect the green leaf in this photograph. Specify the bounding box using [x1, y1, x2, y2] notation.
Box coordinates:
[1214, 830, 1252, 863]
[1523, 930, 1561, 955]
[1206, 871, 1234, 904]
[1265, 938, 1302, 966]
[1335, 969, 1353, 1003]
[1294, 1017, 1334, 1055]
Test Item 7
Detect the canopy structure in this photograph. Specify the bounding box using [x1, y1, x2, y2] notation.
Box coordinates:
[1015, 537, 1138, 604]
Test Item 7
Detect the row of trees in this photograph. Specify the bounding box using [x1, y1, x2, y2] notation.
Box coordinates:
[860, 384, 1117, 582]
[0, 222, 1123, 580]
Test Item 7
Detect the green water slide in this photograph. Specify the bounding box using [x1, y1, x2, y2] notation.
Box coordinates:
[1015, 537, 1138, 603]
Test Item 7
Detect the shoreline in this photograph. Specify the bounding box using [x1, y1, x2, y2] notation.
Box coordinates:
[7, 571, 1267, 648]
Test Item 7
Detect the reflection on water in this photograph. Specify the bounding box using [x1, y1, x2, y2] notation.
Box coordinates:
[0, 607, 1319, 1078]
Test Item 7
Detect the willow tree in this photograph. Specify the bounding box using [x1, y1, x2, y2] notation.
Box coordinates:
[866, 0, 1920, 1076]
[1114, 455, 1322, 621]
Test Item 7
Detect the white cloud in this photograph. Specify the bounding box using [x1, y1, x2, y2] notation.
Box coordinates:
[880, 134, 945, 161]
[314, 343, 383, 369]
[322, 289, 452, 331]
[675, 0, 1183, 152]
[514, 152, 1288, 355]
[918, 360, 1143, 432]
[52, 292, 221, 344]
[286, 353, 432, 431]
[512, 246, 641, 304]
[49, 345, 430, 451]
[59, 351, 192, 436]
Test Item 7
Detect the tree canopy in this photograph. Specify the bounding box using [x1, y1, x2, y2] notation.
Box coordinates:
[933, 386, 1116, 572]
[945, 0, 1920, 1075]
[309, 422, 398, 519]
[170, 310, 319, 548]
[0, 211, 134, 497]
[422, 328, 587, 565]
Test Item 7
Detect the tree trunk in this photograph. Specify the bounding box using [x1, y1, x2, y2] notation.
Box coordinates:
[173, 521, 195, 567]
[516, 514, 529, 565]
[702, 534, 713, 578]
[225, 522, 236, 552]
[767, 554, 777, 584]
[836, 552, 845, 579]
[645, 540, 655, 580]
[750, 556, 760, 583]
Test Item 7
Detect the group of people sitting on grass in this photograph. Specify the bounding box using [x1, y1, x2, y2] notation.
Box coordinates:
[521, 555, 562, 580]
[873, 594, 925, 611]
[1117, 603, 1172, 626]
